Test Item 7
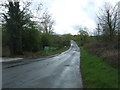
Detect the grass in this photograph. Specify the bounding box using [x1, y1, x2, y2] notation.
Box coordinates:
[84, 41, 118, 68]
[36, 47, 69, 57]
[2, 47, 69, 58]
[80, 47, 118, 88]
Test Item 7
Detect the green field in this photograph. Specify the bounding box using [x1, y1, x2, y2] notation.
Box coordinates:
[81, 47, 118, 88]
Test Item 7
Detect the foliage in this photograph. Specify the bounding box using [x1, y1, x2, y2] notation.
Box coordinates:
[77, 30, 89, 46]
[73, 35, 81, 46]
[2, 1, 26, 55]
[84, 39, 119, 68]
[22, 21, 41, 52]
[1, 1, 56, 56]
[61, 33, 73, 47]
[81, 47, 118, 88]
[51, 35, 63, 48]
[41, 33, 52, 49]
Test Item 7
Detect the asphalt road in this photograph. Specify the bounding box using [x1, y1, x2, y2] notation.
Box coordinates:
[2, 40, 83, 88]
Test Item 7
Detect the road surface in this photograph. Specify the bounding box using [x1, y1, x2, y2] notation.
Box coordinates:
[2, 40, 83, 88]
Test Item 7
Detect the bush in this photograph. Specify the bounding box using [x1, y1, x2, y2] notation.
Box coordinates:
[84, 41, 118, 68]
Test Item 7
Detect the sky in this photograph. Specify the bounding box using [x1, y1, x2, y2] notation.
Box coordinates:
[1, 0, 120, 35]
[38, 0, 119, 35]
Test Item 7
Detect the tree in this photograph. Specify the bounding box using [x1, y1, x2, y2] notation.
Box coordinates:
[95, 24, 102, 41]
[41, 33, 52, 49]
[33, 5, 55, 49]
[1, 0, 56, 55]
[73, 35, 81, 46]
[97, 2, 118, 41]
[22, 21, 41, 52]
[41, 11, 55, 34]
[1, 0, 33, 55]
[51, 35, 63, 48]
[33, 4, 55, 34]
[2, 1, 23, 55]
[61, 34, 73, 47]
[78, 30, 89, 46]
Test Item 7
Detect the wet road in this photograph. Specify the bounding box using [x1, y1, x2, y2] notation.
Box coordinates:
[2, 40, 83, 88]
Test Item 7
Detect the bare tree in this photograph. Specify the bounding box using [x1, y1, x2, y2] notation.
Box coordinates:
[33, 4, 55, 34]
[41, 11, 55, 34]
[97, 2, 118, 41]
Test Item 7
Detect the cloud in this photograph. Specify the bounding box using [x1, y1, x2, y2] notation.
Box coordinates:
[0, 0, 119, 35]
[49, 0, 97, 34]
[49, 0, 120, 35]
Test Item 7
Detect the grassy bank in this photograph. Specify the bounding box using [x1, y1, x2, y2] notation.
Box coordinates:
[2, 47, 69, 58]
[36, 47, 69, 57]
[84, 41, 118, 68]
[80, 47, 118, 88]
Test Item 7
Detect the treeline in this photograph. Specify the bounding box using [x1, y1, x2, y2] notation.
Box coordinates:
[95, 2, 119, 42]
[83, 2, 119, 68]
[80, 2, 120, 47]
[1, 1, 74, 56]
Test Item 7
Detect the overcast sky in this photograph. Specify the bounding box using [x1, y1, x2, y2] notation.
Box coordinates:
[1, 0, 120, 35]
[39, 0, 119, 35]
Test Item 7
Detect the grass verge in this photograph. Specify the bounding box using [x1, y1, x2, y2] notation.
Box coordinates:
[3, 47, 69, 58]
[80, 47, 118, 88]
[36, 47, 69, 57]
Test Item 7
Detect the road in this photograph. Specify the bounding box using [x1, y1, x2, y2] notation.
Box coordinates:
[2, 40, 83, 88]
